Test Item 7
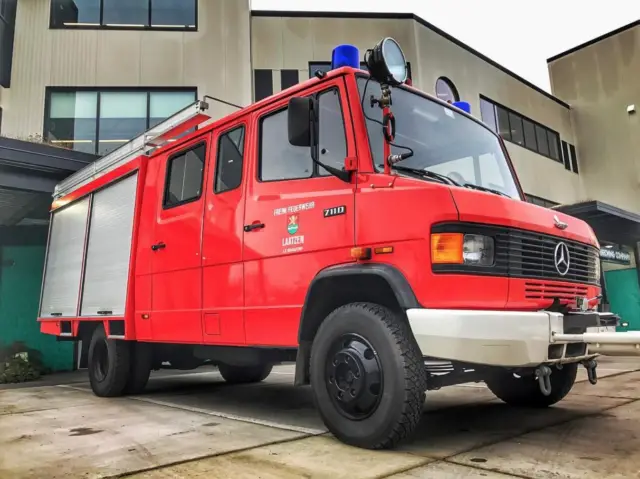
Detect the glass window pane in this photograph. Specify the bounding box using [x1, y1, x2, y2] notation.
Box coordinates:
[164, 144, 205, 207]
[435, 77, 459, 103]
[47, 91, 98, 154]
[103, 0, 149, 26]
[98, 92, 148, 155]
[215, 126, 244, 193]
[479, 99, 497, 132]
[318, 89, 347, 176]
[523, 119, 537, 150]
[496, 106, 511, 140]
[260, 109, 313, 181]
[535, 125, 550, 156]
[51, 0, 100, 27]
[151, 0, 196, 27]
[508, 112, 524, 146]
[547, 130, 560, 161]
[149, 91, 195, 127]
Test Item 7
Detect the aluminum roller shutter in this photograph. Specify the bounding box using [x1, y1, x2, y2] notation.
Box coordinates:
[39, 197, 90, 317]
[80, 173, 138, 317]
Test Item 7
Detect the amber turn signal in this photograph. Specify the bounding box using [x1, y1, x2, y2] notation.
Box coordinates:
[351, 247, 372, 260]
[431, 233, 464, 264]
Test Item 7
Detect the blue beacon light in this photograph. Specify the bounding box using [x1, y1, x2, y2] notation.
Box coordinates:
[331, 44, 360, 70]
[453, 101, 471, 114]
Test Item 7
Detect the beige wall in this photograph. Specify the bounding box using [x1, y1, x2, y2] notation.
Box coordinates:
[251, 15, 585, 205]
[549, 25, 640, 214]
[1, 0, 252, 139]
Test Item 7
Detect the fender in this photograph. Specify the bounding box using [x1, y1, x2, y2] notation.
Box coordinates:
[294, 262, 420, 385]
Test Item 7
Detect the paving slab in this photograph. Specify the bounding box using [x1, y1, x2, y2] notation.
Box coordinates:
[450, 399, 640, 479]
[390, 461, 516, 478]
[0, 387, 306, 479]
[398, 394, 630, 459]
[572, 370, 640, 399]
[129, 435, 430, 479]
[0, 386, 96, 416]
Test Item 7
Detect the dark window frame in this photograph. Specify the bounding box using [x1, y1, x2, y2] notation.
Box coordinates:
[43, 86, 198, 156]
[214, 124, 246, 194]
[479, 95, 564, 164]
[49, 0, 198, 31]
[162, 141, 207, 210]
[308, 61, 413, 81]
[257, 85, 349, 183]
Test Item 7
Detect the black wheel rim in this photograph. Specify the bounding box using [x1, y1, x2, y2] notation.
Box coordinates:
[325, 333, 383, 420]
[93, 339, 109, 382]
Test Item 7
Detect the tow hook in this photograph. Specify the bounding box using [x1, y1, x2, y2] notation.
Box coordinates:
[535, 365, 552, 396]
[583, 359, 598, 385]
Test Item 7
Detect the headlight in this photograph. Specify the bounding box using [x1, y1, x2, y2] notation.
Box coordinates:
[431, 233, 495, 266]
[594, 258, 601, 280]
[463, 234, 495, 266]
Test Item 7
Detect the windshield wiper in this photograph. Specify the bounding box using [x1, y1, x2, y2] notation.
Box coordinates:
[390, 165, 461, 186]
[461, 183, 510, 198]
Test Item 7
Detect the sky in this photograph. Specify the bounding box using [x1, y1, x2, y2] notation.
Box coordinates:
[251, 0, 640, 93]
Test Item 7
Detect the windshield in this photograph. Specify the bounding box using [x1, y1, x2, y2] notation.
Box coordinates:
[357, 77, 522, 199]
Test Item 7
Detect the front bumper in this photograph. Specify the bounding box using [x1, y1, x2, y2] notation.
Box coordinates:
[406, 308, 640, 367]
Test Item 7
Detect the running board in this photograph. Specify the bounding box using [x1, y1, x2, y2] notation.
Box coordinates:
[553, 331, 640, 356]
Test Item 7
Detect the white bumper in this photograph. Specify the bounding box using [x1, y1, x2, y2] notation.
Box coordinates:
[406, 308, 640, 367]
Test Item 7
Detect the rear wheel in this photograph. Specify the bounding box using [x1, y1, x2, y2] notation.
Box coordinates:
[309, 302, 426, 450]
[218, 363, 273, 384]
[485, 363, 578, 407]
[124, 342, 153, 395]
[88, 325, 131, 397]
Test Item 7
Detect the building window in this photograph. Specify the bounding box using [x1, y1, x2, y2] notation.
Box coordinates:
[164, 143, 205, 209]
[308, 61, 412, 81]
[215, 126, 245, 194]
[44, 88, 196, 155]
[525, 194, 559, 208]
[281, 70, 299, 90]
[254, 69, 273, 102]
[480, 95, 565, 165]
[49, 0, 196, 30]
[435, 77, 459, 104]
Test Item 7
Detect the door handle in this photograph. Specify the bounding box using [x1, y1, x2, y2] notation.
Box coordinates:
[244, 222, 265, 232]
[151, 242, 166, 251]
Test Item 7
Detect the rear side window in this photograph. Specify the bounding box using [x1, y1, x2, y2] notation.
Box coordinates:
[259, 108, 313, 181]
[163, 143, 206, 208]
[215, 126, 245, 193]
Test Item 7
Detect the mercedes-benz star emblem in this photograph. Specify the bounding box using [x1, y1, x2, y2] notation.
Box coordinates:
[554, 242, 571, 276]
[553, 215, 568, 230]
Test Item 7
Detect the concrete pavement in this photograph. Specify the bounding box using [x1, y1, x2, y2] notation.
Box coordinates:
[0, 358, 639, 478]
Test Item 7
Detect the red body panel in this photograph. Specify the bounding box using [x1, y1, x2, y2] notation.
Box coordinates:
[39, 68, 602, 348]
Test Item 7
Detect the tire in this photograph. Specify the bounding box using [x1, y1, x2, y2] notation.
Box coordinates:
[218, 363, 273, 384]
[485, 363, 578, 408]
[309, 302, 426, 450]
[87, 325, 131, 397]
[124, 342, 153, 395]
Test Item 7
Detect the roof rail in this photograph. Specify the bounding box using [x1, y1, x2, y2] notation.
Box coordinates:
[53, 99, 212, 199]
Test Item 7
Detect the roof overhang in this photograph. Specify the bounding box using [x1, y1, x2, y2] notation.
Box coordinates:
[556, 200, 640, 247]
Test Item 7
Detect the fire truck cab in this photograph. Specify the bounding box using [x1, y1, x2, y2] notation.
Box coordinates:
[38, 38, 640, 450]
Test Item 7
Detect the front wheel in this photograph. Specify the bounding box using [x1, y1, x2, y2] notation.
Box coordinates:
[310, 302, 426, 450]
[485, 363, 578, 408]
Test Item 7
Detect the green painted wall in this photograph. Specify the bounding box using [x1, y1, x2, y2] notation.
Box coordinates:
[0, 244, 74, 372]
[604, 268, 640, 332]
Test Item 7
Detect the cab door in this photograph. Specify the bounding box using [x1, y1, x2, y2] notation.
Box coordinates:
[201, 121, 249, 345]
[149, 136, 210, 343]
[242, 80, 357, 346]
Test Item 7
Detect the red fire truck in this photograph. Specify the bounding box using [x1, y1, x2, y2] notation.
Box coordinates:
[38, 38, 640, 450]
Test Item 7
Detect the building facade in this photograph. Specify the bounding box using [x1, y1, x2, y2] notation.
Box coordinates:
[0, 2, 638, 369]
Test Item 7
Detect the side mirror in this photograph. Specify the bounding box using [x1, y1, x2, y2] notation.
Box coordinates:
[288, 97, 314, 147]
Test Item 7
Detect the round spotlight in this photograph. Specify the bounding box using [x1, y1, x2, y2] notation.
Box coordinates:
[365, 37, 408, 86]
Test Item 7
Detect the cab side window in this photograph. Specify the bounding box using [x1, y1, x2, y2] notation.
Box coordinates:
[317, 89, 347, 176]
[260, 108, 313, 181]
[215, 126, 245, 193]
[163, 143, 206, 208]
